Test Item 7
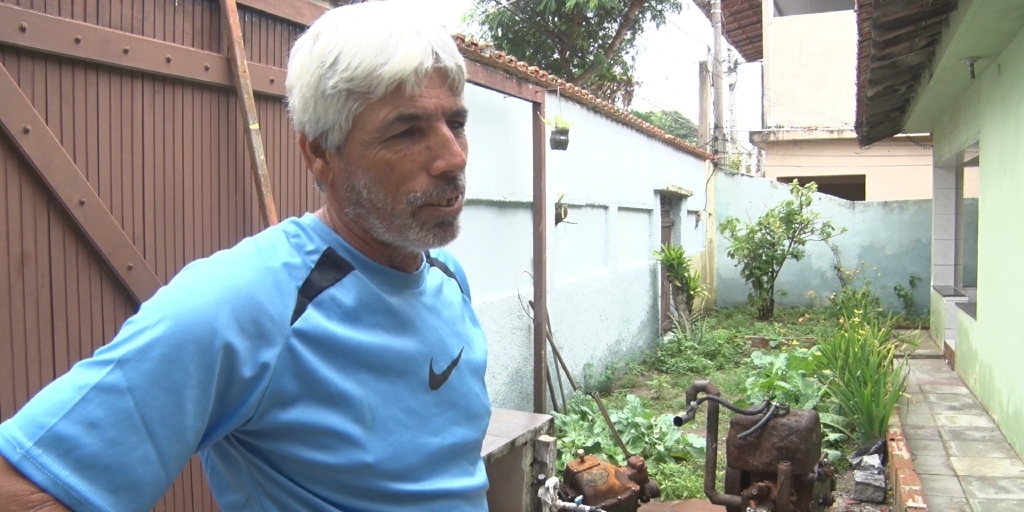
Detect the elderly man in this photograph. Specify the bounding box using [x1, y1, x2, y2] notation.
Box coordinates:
[0, 2, 490, 510]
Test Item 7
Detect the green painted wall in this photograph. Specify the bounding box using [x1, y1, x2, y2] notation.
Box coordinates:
[934, 23, 1024, 458]
[930, 290, 945, 344]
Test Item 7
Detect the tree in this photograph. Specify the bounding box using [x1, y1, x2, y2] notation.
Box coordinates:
[631, 110, 697, 145]
[718, 181, 845, 320]
[470, 0, 683, 107]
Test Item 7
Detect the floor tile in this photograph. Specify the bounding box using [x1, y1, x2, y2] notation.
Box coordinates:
[903, 412, 938, 426]
[904, 427, 942, 441]
[946, 441, 1021, 458]
[922, 384, 973, 394]
[926, 496, 973, 511]
[934, 414, 997, 428]
[942, 427, 1009, 442]
[913, 454, 957, 475]
[970, 499, 1024, 512]
[918, 473, 965, 497]
[907, 439, 947, 456]
[959, 477, 1024, 500]
[951, 457, 1024, 477]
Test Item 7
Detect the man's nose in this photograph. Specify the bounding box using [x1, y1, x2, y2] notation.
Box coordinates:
[428, 126, 468, 177]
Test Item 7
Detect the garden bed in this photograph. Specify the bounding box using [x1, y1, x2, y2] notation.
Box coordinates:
[553, 305, 914, 510]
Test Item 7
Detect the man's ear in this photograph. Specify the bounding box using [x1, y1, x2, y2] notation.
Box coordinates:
[298, 134, 335, 187]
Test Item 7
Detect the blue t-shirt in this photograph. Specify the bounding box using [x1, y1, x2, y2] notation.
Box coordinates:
[0, 213, 492, 511]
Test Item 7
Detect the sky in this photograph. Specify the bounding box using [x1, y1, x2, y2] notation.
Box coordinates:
[422, 0, 764, 142]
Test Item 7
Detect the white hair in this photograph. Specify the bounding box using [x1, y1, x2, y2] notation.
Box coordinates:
[286, 1, 467, 152]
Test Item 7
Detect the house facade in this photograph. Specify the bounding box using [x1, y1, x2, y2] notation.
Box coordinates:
[856, 0, 1024, 459]
[708, 0, 979, 201]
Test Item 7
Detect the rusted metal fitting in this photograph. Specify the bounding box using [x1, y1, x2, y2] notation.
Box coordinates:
[74, 35, 82, 43]
[21, 125, 30, 134]
[122, 46, 130, 54]
[19, 22, 27, 32]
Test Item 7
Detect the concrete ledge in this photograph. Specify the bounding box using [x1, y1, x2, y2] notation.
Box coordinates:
[888, 419, 929, 511]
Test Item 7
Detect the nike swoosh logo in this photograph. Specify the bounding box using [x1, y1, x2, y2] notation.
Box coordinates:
[428, 346, 465, 391]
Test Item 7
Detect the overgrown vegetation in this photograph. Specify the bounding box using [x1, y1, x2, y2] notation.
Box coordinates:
[553, 278, 916, 500]
[718, 181, 844, 320]
[653, 243, 707, 333]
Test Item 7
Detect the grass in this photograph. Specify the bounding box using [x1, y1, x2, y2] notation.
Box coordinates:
[592, 306, 837, 500]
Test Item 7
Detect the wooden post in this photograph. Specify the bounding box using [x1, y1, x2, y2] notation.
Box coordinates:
[220, 0, 280, 227]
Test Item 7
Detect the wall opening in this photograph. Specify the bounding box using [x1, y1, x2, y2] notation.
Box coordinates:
[776, 174, 866, 201]
[774, 0, 854, 16]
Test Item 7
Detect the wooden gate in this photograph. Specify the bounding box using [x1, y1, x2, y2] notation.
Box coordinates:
[659, 194, 675, 332]
[0, 0, 326, 509]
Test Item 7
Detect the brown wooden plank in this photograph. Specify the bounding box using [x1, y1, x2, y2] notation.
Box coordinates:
[183, 83, 194, 264]
[25, 53, 46, 397]
[200, 87, 212, 257]
[236, 0, 323, 27]
[173, 81, 184, 274]
[43, 54, 67, 381]
[6, 60, 30, 411]
[153, 76, 167, 279]
[174, 0, 185, 46]
[0, 62, 162, 305]
[0, 129, 18, 421]
[0, 4, 288, 97]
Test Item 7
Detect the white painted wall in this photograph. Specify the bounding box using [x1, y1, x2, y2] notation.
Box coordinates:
[448, 85, 709, 410]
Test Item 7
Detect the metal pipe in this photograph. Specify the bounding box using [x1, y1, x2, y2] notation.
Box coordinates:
[776, 461, 793, 512]
[738, 402, 780, 439]
[592, 393, 631, 459]
[672, 381, 743, 508]
[532, 97, 547, 414]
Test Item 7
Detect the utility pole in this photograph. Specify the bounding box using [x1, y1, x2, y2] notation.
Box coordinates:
[711, 0, 727, 169]
[698, 61, 712, 148]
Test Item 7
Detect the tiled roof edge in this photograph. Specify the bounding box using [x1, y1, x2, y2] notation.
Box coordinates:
[455, 34, 714, 161]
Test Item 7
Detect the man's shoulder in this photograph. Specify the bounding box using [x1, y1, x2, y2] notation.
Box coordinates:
[151, 217, 320, 327]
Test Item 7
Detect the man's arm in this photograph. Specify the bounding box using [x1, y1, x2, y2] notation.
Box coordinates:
[0, 455, 69, 511]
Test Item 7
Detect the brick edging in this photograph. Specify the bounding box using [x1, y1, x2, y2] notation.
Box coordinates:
[888, 420, 928, 511]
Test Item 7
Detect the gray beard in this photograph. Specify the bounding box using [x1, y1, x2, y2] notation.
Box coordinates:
[339, 171, 465, 254]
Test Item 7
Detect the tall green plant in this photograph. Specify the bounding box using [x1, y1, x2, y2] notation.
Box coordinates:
[718, 181, 844, 320]
[653, 243, 707, 330]
[815, 314, 909, 444]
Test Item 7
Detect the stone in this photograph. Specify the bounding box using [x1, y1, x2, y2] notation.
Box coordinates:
[852, 469, 888, 503]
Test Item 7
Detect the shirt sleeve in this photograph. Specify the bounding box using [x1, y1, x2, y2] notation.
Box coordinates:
[0, 249, 293, 512]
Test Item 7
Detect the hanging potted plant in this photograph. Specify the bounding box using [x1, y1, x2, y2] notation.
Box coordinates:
[542, 114, 574, 151]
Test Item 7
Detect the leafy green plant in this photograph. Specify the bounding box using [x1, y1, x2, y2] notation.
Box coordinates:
[541, 113, 575, 130]
[894, 274, 922, 316]
[815, 314, 909, 444]
[653, 243, 707, 331]
[553, 394, 705, 499]
[744, 348, 825, 410]
[650, 318, 746, 376]
[718, 181, 844, 320]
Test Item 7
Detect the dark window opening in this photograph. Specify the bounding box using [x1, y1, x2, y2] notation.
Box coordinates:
[777, 175, 866, 201]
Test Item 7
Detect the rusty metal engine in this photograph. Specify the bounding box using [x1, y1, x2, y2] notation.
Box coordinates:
[674, 380, 836, 512]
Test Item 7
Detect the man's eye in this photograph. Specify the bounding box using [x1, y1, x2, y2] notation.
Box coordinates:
[448, 120, 467, 132]
[391, 127, 418, 139]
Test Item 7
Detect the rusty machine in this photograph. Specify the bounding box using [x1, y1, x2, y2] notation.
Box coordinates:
[539, 393, 660, 512]
[673, 381, 836, 512]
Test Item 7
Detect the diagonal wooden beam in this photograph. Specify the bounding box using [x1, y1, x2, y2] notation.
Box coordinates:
[220, 0, 280, 228]
[0, 3, 286, 98]
[0, 62, 162, 304]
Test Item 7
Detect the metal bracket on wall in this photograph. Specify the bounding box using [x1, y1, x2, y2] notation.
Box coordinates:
[0, 62, 162, 304]
[220, 0, 280, 228]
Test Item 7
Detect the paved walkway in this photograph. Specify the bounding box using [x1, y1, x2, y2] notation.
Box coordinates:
[899, 332, 1024, 511]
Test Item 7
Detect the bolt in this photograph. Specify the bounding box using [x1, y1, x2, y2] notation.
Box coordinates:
[269, 77, 275, 84]
[122, 46, 129, 54]
[78, 197, 86, 205]
[127, 263, 134, 271]
[18, 22, 27, 32]
[21, 125, 30, 134]
[74, 35, 82, 44]
[166, 55, 172, 63]
[204, 63, 210, 71]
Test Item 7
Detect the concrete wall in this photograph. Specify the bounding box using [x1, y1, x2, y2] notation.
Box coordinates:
[714, 172, 935, 314]
[760, 138, 980, 201]
[763, 10, 856, 128]
[928, 22, 1024, 459]
[450, 85, 709, 410]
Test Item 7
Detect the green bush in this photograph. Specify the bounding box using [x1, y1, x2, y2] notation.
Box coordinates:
[552, 394, 706, 499]
[815, 313, 909, 445]
[649, 319, 747, 376]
